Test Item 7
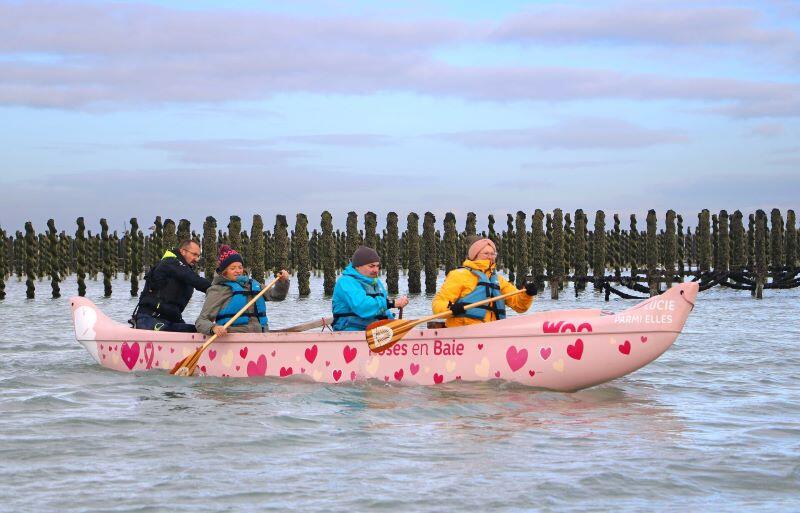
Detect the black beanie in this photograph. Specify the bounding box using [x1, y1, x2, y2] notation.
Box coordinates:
[351, 246, 380, 267]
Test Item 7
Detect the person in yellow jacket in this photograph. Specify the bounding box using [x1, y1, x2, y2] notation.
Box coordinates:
[432, 236, 537, 328]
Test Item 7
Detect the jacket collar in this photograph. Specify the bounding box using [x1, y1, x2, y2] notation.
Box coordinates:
[462, 259, 496, 275]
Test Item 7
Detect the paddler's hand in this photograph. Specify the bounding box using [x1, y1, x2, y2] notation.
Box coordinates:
[395, 295, 409, 309]
[524, 282, 538, 296]
[212, 325, 228, 337]
[448, 302, 466, 316]
[277, 269, 290, 281]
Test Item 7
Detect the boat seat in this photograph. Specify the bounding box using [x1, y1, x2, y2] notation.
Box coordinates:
[426, 321, 446, 329]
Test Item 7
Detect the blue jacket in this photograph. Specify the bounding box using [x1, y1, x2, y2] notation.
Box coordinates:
[332, 264, 394, 331]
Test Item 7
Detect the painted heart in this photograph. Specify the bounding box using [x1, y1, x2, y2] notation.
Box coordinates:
[271, 351, 276, 357]
[394, 369, 404, 382]
[410, 363, 420, 375]
[365, 357, 380, 376]
[540, 347, 552, 360]
[222, 350, 234, 368]
[456, 375, 461, 380]
[433, 373, 444, 384]
[618, 340, 631, 355]
[170, 348, 175, 353]
[474, 357, 490, 378]
[139, 359, 143, 364]
[350, 371, 356, 381]
[235, 365, 241, 371]
[333, 369, 342, 381]
[325, 360, 331, 367]
[200, 365, 207, 374]
[280, 366, 293, 377]
[246, 355, 267, 377]
[343, 345, 357, 364]
[384, 375, 390, 382]
[304, 345, 318, 364]
[300, 367, 305, 373]
[641, 336, 648, 343]
[157, 345, 163, 352]
[506, 345, 528, 372]
[528, 370, 536, 377]
[494, 371, 501, 378]
[208, 349, 217, 361]
[100, 344, 104, 350]
[121, 342, 140, 370]
[477, 343, 484, 350]
[567, 339, 584, 360]
[239, 347, 248, 359]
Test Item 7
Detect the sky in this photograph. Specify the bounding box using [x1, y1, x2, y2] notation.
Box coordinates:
[1, 0, 798, 234]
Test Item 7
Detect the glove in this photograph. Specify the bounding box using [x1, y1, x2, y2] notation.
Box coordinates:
[449, 302, 466, 316]
[524, 282, 538, 296]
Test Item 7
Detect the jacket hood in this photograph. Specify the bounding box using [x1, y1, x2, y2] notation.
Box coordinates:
[343, 263, 378, 285]
[211, 272, 252, 286]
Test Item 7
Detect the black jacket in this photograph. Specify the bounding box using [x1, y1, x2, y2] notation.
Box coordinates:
[135, 250, 211, 322]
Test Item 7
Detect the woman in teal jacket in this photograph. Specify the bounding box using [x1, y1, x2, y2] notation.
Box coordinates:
[332, 246, 409, 331]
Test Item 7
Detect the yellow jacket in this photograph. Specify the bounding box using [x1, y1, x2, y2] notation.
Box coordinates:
[432, 259, 533, 328]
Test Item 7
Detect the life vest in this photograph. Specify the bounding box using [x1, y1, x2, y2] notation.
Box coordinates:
[332, 275, 389, 331]
[216, 278, 267, 329]
[454, 268, 506, 321]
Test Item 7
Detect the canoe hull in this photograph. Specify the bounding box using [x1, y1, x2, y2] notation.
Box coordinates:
[71, 282, 697, 391]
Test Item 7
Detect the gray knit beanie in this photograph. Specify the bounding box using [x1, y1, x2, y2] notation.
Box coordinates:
[351, 246, 380, 267]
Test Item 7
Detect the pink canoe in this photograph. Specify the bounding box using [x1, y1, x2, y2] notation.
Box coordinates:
[70, 282, 698, 392]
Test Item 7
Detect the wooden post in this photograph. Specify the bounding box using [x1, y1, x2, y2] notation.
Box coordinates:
[294, 213, 310, 296]
[385, 212, 400, 295]
[321, 211, 336, 295]
[423, 212, 437, 293]
[406, 212, 421, 294]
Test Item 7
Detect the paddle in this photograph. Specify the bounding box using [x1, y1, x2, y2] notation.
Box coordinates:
[171, 276, 281, 376]
[365, 289, 529, 353]
[272, 316, 334, 333]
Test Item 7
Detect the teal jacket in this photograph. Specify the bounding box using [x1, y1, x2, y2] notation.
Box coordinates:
[331, 264, 394, 331]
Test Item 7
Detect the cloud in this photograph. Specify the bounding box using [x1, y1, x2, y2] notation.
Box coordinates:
[493, 5, 800, 49]
[431, 118, 687, 149]
[0, 1, 798, 118]
[747, 122, 785, 137]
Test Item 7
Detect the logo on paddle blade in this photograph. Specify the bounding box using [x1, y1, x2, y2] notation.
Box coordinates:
[370, 326, 394, 351]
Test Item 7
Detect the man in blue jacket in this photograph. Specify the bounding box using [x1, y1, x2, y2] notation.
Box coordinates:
[332, 246, 409, 331]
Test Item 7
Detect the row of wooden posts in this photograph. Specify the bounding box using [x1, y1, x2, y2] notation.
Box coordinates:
[0, 209, 797, 301]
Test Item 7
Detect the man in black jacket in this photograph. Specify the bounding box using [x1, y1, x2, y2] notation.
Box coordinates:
[131, 240, 211, 332]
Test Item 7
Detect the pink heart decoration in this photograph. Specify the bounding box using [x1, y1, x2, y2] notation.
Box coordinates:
[641, 336, 648, 343]
[567, 339, 584, 360]
[409, 363, 420, 375]
[529, 370, 536, 377]
[456, 375, 462, 380]
[540, 347, 552, 360]
[343, 345, 357, 364]
[157, 345, 163, 352]
[300, 368, 305, 373]
[477, 343, 484, 350]
[618, 340, 631, 355]
[433, 373, 444, 384]
[325, 360, 331, 367]
[170, 348, 175, 353]
[494, 371, 501, 378]
[304, 345, 318, 364]
[239, 347, 249, 359]
[506, 345, 528, 372]
[280, 366, 293, 377]
[100, 344, 104, 350]
[394, 369, 404, 382]
[384, 376, 390, 382]
[333, 369, 342, 381]
[121, 342, 140, 370]
[235, 365, 241, 371]
[350, 371, 356, 381]
[246, 355, 267, 376]
[271, 351, 276, 357]
[208, 349, 217, 361]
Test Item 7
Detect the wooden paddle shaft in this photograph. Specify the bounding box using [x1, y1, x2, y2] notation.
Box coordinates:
[273, 316, 334, 333]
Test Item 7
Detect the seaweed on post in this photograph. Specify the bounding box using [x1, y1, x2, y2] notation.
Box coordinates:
[47, 219, 61, 298]
[406, 212, 421, 294]
[76, 218, 86, 296]
[321, 211, 336, 295]
[294, 213, 311, 296]
[385, 212, 400, 295]
[202, 216, 217, 280]
[514, 211, 528, 288]
[24, 222, 36, 299]
[250, 215, 265, 284]
[423, 212, 438, 293]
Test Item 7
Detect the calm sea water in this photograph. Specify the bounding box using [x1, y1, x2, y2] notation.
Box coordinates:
[0, 274, 798, 512]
